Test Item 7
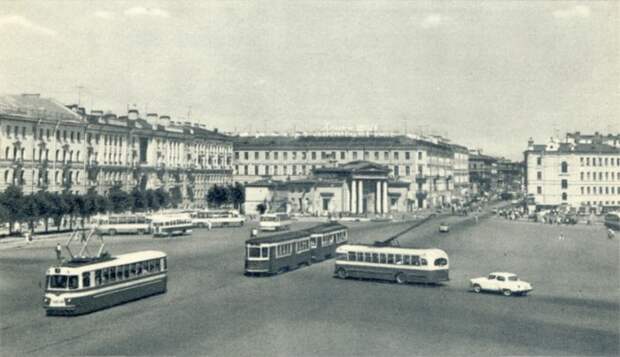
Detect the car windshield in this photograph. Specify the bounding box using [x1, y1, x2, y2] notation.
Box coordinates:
[508, 276, 518, 281]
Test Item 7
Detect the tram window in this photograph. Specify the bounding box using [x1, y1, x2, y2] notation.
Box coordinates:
[103, 268, 110, 283]
[395, 254, 403, 265]
[136, 263, 143, 275]
[434, 258, 447, 266]
[82, 272, 91, 288]
[124, 265, 130, 278]
[387, 254, 395, 264]
[68, 276, 79, 289]
[348, 252, 356, 261]
[155, 260, 160, 272]
[162, 258, 167, 271]
[261, 247, 269, 257]
[130, 263, 137, 275]
[420, 258, 427, 266]
[110, 268, 116, 281]
[149, 260, 155, 272]
[49, 275, 67, 289]
[248, 247, 261, 258]
[372, 253, 379, 263]
[403, 255, 410, 265]
[411, 256, 420, 266]
[380, 254, 387, 264]
[310, 238, 317, 249]
[95, 270, 102, 285]
[356, 252, 364, 261]
[365, 252, 372, 262]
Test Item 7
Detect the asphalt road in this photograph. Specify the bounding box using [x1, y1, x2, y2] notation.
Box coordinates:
[1, 212, 618, 356]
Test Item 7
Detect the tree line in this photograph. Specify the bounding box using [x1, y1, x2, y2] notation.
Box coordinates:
[0, 182, 245, 235]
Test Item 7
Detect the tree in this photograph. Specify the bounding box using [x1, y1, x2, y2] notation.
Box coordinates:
[49, 192, 68, 232]
[61, 191, 78, 230]
[131, 187, 148, 212]
[228, 182, 245, 211]
[206, 184, 228, 208]
[145, 189, 160, 212]
[95, 193, 111, 215]
[0, 185, 25, 233]
[81, 188, 100, 228]
[256, 203, 267, 215]
[108, 184, 131, 213]
[155, 188, 170, 209]
[21, 195, 40, 234]
[0, 204, 9, 227]
[33, 191, 54, 233]
[170, 186, 183, 208]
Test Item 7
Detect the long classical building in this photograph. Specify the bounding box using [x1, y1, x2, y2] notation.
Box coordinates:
[524, 134, 620, 211]
[234, 134, 470, 213]
[0, 94, 233, 203]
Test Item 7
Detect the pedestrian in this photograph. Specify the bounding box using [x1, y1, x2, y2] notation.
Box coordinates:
[55, 243, 62, 262]
[474, 214, 479, 224]
[558, 232, 564, 241]
[608, 228, 615, 240]
[24, 231, 31, 244]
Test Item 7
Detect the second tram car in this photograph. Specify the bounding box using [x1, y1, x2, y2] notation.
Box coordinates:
[245, 222, 348, 275]
[43, 250, 167, 316]
[604, 212, 620, 231]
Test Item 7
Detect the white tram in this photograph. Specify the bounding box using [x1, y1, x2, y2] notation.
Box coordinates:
[43, 250, 167, 316]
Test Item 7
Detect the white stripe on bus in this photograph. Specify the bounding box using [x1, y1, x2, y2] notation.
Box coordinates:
[335, 260, 448, 271]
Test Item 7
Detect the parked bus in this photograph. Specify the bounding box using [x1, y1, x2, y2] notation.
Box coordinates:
[245, 222, 348, 275]
[151, 214, 193, 237]
[43, 250, 167, 316]
[259, 213, 292, 231]
[191, 210, 245, 229]
[604, 212, 620, 230]
[334, 244, 449, 284]
[95, 215, 152, 236]
[0, 222, 9, 237]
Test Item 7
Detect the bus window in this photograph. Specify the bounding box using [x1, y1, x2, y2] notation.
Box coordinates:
[395, 254, 403, 265]
[387, 254, 394, 264]
[149, 260, 155, 272]
[434, 258, 448, 266]
[162, 258, 167, 271]
[136, 263, 143, 275]
[380, 254, 387, 264]
[365, 252, 372, 263]
[420, 258, 427, 266]
[155, 260, 161, 272]
[103, 268, 110, 283]
[68, 276, 79, 289]
[356, 252, 364, 261]
[411, 256, 420, 266]
[348, 252, 356, 261]
[82, 272, 91, 288]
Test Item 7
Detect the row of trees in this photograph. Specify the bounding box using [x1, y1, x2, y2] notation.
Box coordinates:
[206, 183, 245, 209]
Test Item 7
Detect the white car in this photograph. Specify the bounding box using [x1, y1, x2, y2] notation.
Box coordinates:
[439, 223, 450, 233]
[470, 272, 533, 296]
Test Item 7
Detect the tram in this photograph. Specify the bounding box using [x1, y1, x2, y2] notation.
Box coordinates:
[604, 212, 620, 230]
[245, 222, 348, 275]
[43, 250, 167, 316]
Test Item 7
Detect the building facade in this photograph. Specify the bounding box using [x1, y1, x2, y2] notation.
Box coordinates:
[524, 135, 620, 211]
[0, 94, 233, 204]
[233, 135, 461, 210]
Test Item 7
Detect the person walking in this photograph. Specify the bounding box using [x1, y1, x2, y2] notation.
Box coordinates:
[55, 243, 62, 262]
[608, 228, 615, 240]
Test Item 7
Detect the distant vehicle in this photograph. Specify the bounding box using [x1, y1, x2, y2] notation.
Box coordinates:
[439, 222, 450, 233]
[0, 222, 9, 237]
[95, 214, 152, 236]
[151, 214, 193, 237]
[259, 213, 292, 231]
[334, 245, 449, 284]
[470, 272, 532, 296]
[191, 210, 245, 229]
[43, 250, 167, 316]
[603, 212, 620, 230]
[245, 222, 348, 275]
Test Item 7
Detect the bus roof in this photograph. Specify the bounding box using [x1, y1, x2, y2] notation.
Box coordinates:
[51, 250, 167, 273]
[246, 222, 347, 245]
[336, 244, 447, 257]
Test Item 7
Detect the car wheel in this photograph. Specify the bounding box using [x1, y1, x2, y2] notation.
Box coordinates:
[502, 289, 512, 297]
[395, 273, 406, 284]
[336, 268, 347, 279]
[473, 284, 482, 293]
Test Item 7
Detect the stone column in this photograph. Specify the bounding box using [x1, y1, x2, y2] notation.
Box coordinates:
[376, 181, 381, 214]
[358, 180, 364, 214]
[351, 180, 357, 214]
[382, 181, 388, 214]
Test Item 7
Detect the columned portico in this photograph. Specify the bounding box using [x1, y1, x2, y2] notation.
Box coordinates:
[382, 181, 388, 213]
[357, 179, 364, 214]
[376, 181, 381, 214]
[350, 180, 357, 214]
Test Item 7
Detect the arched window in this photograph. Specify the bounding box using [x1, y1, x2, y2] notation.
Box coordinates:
[75, 172, 80, 184]
[56, 150, 60, 162]
[561, 161, 568, 173]
[20, 148, 25, 160]
[5, 146, 10, 159]
[55, 171, 59, 184]
[4, 170, 8, 183]
[76, 151, 81, 162]
[69, 151, 73, 162]
[562, 192, 568, 201]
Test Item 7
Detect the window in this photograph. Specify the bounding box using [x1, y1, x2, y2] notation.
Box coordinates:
[561, 179, 568, 189]
[311, 152, 316, 160]
[405, 152, 410, 160]
[537, 157, 542, 165]
[434, 258, 448, 266]
[348, 252, 356, 261]
[561, 161, 568, 173]
[379, 254, 387, 264]
[352, 152, 358, 160]
[497, 276, 506, 282]
[562, 192, 567, 201]
[297, 240, 310, 253]
[537, 171, 542, 180]
[394, 152, 399, 160]
[340, 152, 345, 160]
[418, 152, 423, 160]
[537, 186, 542, 194]
[277, 243, 292, 257]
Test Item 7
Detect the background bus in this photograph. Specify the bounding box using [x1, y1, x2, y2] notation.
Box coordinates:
[245, 222, 348, 275]
[191, 210, 245, 229]
[259, 213, 292, 231]
[151, 214, 193, 237]
[95, 215, 152, 235]
[43, 250, 167, 316]
[334, 244, 449, 284]
[604, 212, 620, 230]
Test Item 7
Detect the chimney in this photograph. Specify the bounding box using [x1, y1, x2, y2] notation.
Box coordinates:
[214, 128, 218, 133]
[159, 115, 171, 127]
[128, 109, 139, 120]
[527, 137, 534, 149]
[103, 112, 117, 120]
[146, 113, 158, 126]
[67, 104, 79, 112]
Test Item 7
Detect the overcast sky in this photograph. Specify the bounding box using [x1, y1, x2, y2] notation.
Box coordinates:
[1, 1, 618, 160]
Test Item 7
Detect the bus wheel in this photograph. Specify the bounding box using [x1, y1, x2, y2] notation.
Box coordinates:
[395, 273, 406, 284]
[502, 289, 512, 297]
[473, 284, 482, 293]
[336, 268, 347, 279]
[108, 229, 117, 236]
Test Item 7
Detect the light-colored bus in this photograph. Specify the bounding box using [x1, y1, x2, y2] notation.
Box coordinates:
[191, 210, 245, 229]
[259, 213, 292, 231]
[95, 215, 152, 235]
[43, 250, 167, 316]
[334, 244, 449, 284]
[0, 222, 10, 237]
[151, 214, 193, 237]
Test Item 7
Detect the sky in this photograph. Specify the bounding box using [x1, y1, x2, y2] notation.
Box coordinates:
[1, 1, 618, 160]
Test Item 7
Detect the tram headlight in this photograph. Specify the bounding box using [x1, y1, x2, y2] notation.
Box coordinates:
[43, 297, 50, 304]
[65, 298, 72, 304]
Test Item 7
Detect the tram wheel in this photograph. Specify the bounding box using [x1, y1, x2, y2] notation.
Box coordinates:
[336, 268, 348, 279]
[395, 273, 406, 284]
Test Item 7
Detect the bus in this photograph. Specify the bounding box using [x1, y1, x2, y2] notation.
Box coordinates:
[191, 210, 245, 229]
[604, 212, 620, 230]
[151, 214, 193, 237]
[259, 213, 293, 231]
[245, 222, 348, 275]
[95, 215, 152, 235]
[43, 250, 167, 316]
[0, 222, 9, 237]
[334, 244, 449, 284]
